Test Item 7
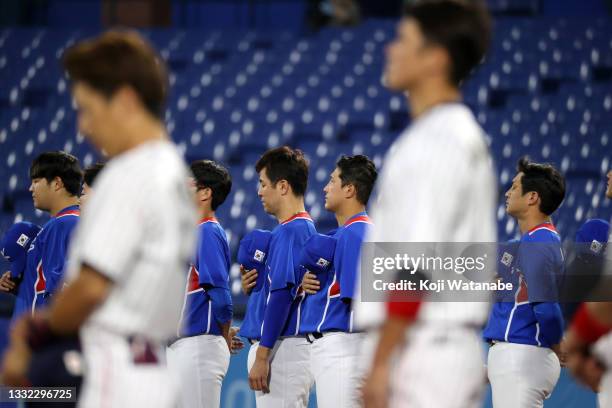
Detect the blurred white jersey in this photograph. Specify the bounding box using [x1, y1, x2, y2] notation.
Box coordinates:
[354, 103, 497, 329]
[66, 139, 197, 341]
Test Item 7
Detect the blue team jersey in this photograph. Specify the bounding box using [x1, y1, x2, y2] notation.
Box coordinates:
[239, 212, 316, 340]
[179, 218, 231, 337]
[14, 205, 80, 318]
[300, 212, 371, 334]
[483, 223, 565, 347]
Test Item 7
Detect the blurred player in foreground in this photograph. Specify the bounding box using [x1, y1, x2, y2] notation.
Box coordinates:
[167, 160, 237, 408]
[2, 30, 197, 408]
[360, 1, 496, 407]
[483, 158, 566, 407]
[299, 154, 376, 407]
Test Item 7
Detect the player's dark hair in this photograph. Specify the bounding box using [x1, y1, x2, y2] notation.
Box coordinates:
[336, 155, 378, 205]
[517, 156, 565, 216]
[83, 162, 105, 187]
[191, 160, 232, 211]
[30, 151, 83, 197]
[255, 146, 309, 197]
[404, 0, 491, 86]
[62, 30, 168, 119]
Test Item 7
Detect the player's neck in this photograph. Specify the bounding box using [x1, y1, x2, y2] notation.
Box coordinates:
[517, 213, 551, 235]
[276, 198, 306, 223]
[198, 207, 215, 221]
[115, 114, 168, 155]
[407, 80, 461, 120]
[49, 195, 79, 217]
[335, 204, 366, 227]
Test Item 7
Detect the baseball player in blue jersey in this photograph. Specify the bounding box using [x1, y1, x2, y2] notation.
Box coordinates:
[167, 160, 235, 408]
[298, 155, 377, 408]
[483, 157, 566, 408]
[240, 146, 317, 407]
[0, 152, 82, 315]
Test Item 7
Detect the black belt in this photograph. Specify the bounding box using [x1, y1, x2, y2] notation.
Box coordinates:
[305, 330, 345, 343]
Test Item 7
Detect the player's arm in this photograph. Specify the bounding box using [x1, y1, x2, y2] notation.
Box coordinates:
[47, 264, 111, 334]
[564, 302, 611, 391]
[338, 227, 365, 304]
[250, 286, 292, 393]
[198, 230, 234, 344]
[40, 223, 73, 297]
[521, 242, 564, 347]
[249, 233, 297, 393]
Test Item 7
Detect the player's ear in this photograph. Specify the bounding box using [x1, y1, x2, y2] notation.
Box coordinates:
[53, 176, 64, 192]
[527, 191, 540, 207]
[277, 180, 289, 196]
[344, 183, 356, 200]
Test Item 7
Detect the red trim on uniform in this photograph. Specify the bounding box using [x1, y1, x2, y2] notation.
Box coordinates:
[527, 222, 557, 235]
[281, 212, 312, 225]
[329, 280, 341, 297]
[571, 303, 611, 344]
[55, 210, 80, 218]
[199, 217, 218, 225]
[35, 262, 46, 292]
[344, 215, 372, 227]
[387, 300, 422, 320]
[187, 265, 200, 292]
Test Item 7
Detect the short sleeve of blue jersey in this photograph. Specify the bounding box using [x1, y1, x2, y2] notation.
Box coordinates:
[197, 225, 230, 290]
[43, 219, 78, 295]
[519, 234, 562, 303]
[269, 228, 299, 291]
[337, 223, 367, 300]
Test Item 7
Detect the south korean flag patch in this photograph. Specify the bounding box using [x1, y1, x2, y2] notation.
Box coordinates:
[590, 240, 603, 254]
[501, 252, 513, 267]
[253, 249, 265, 263]
[316, 258, 330, 268]
[16, 234, 30, 248]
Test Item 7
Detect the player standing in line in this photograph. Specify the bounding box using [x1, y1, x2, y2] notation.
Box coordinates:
[299, 154, 377, 408]
[1, 31, 197, 407]
[167, 160, 234, 408]
[359, 2, 497, 407]
[79, 162, 105, 207]
[241, 146, 317, 407]
[483, 158, 566, 408]
[564, 168, 612, 406]
[0, 151, 82, 315]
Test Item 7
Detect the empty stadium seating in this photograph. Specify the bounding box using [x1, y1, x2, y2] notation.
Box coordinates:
[0, 15, 610, 305]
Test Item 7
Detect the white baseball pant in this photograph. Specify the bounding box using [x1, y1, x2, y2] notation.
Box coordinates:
[247, 337, 314, 408]
[166, 334, 231, 408]
[78, 327, 178, 408]
[488, 342, 561, 408]
[309, 331, 365, 408]
[391, 325, 487, 408]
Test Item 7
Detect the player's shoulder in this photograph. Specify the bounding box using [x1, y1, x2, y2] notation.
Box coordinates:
[411, 103, 488, 161]
[277, 217, 316, 241]
[523, 224, 561, 243]
[200, 219, 225, 238]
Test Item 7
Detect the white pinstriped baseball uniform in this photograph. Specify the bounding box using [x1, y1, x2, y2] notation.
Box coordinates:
[355, 102, 497, 408]
[65, 140, 198, 408]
